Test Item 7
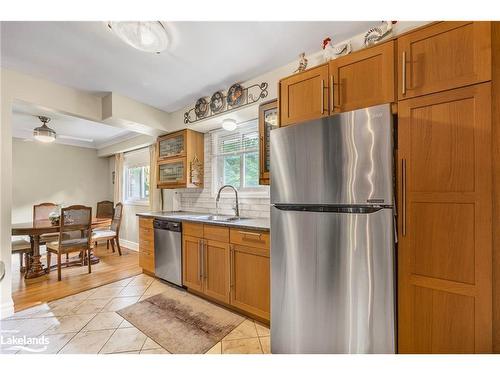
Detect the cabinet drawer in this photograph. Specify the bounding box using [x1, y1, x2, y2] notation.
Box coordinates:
[139, 217, 154, 229]
[230, 228, 270, 250]
[204, 225, 229, 242]
[184, 222, 204, 238]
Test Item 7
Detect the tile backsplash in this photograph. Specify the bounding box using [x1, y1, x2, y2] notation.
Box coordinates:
[172, 132, 270, 219]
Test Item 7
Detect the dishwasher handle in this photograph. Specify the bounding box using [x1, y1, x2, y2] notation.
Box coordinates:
[153, 219, 182, 232]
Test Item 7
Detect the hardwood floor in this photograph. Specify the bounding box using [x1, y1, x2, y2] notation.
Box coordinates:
[11, 243, 142, 312]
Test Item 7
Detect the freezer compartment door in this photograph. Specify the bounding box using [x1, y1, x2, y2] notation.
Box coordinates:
[270, 206, 395, 353]
[270, 103, 393, 205]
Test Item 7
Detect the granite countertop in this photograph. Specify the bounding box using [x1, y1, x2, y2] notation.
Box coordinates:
[136, 211, 270, 231]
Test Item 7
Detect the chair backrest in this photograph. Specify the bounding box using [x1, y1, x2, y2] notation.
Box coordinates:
[110, 203, 123, 234]
[59, 205, 92, 246]
[96, 200, 114, 219]
[33, 202, 58, 221]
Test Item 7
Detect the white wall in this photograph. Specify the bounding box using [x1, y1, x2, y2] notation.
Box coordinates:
[107, 153, 165, 251]
[1, 68, 104, 319]
[167, 21, 430, 134]
[11, 138, 112, 224]
[175, 133, 270, 218]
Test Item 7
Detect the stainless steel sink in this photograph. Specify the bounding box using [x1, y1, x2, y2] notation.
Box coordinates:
[194, 215, 246, 222]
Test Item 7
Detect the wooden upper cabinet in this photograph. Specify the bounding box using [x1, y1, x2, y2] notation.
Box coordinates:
[203, 239, 230, 304]
[158, 131, 186, 160]
[258, 99, 278, 185]
[397, 83, 492, 353]
[279, 64, 329, 126]
[329, 41, 395, 113]
[156, 129, 204, 189]
[182, 235, 203, 292]
[398, 21, 491, 100]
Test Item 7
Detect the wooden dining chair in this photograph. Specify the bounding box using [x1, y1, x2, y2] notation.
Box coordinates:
[34, 202, 59, 244]
[96, 200, 114, 219]
[92, 202, 123, 256]
[94, 200, 114, 249]
[11, 238, 33, 273]
[46, 205, 93, 281]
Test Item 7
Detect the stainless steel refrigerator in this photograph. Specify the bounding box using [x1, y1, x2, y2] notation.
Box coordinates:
[270, 103, 396, 354]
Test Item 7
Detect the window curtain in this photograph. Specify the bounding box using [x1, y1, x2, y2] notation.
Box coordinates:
[114, 153, 124, 204]
[149, 143, 161, 211]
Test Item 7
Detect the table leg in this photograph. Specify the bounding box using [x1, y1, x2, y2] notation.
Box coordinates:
[25, 235, 46, 279]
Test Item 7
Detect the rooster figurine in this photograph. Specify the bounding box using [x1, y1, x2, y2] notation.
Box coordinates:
[323, 37, 352, 62]
[322, 37, 335, 61]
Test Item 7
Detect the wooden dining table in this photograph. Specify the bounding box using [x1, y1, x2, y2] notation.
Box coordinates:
[12, 217, 112, 279]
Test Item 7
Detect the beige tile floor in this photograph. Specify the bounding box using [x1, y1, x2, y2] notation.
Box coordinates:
[0, 273, 270, 355]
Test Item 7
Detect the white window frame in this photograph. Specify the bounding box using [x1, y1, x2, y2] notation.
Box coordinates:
[123, 149, 150, 206]
[211, 120, 269, 199]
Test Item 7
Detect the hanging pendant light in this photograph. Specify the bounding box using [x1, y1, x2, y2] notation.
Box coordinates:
[107, 21, 169, 54]
[33, 116, 56, 143]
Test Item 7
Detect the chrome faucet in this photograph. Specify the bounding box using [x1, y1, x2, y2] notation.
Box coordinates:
[216, 185, 239, 217]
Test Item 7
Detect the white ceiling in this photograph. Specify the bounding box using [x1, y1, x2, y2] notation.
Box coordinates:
[12, 101, 139, 149]
[0, 21, 378, 112]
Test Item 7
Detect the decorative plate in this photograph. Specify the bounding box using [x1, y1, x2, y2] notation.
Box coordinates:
[210, 91, 225, 114]
[194, 97, 209, 119]
[227, 83, 244, 107]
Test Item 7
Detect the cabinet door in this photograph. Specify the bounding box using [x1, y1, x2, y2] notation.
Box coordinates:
[230, 244, 270, 320]
[398, 22, 491, 100]
[329, 41, 395, 113]
[157, 157, 186, 188]
[397, 83, 492, 353]
[158, 131, 186, 160]
[203, 239, 230, 304]
[182, 235, 203, 292]
[279, 64, 329, 126]
[138, 220, 155, 274]
[259, 100, 278, 185]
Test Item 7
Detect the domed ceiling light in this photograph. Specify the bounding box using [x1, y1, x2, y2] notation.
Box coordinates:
[33, 116, 56, 143]
[107, 21, 168, 54]
[222, 118, 237, 131]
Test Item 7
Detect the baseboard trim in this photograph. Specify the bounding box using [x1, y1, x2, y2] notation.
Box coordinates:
[0, 298, 15, 319]
[119, 238, 138, 252]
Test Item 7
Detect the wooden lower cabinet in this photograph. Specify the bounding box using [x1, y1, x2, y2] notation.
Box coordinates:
[138, 218, 155, 275]
[230, 244, 270, 320]
[397, 83, 492, 353]
[182, 235, 203, 292]
[182, 223, 270, 321]
[203, 240, 230, 304]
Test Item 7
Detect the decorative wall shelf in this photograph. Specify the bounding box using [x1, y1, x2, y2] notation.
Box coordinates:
[184, 82, 269, 124]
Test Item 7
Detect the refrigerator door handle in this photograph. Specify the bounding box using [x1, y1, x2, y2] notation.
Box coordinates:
[393, 215, 398, 244]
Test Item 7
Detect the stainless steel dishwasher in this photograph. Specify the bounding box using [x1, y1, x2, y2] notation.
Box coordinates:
[153, 219, 182, 287]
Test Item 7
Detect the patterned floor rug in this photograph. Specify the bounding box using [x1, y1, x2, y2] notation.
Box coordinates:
[117, 285, 244, 353]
